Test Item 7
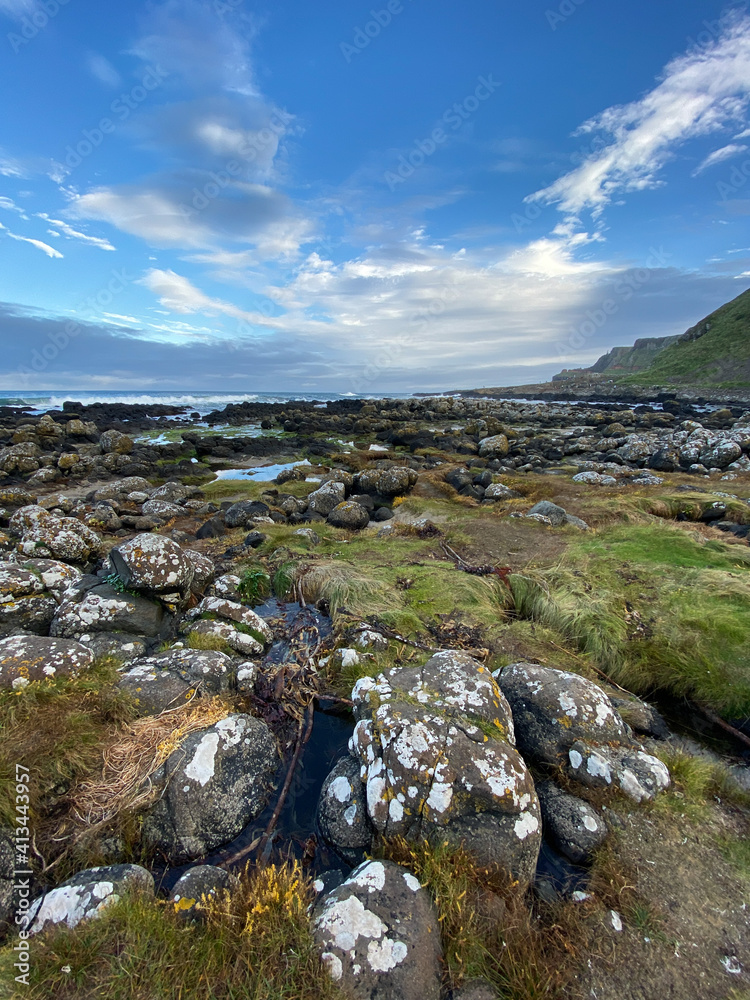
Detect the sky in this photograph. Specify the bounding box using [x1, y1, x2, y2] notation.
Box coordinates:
[0, 0, 749, 394]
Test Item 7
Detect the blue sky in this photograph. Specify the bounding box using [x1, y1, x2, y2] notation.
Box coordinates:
[0, 0, 749, 392]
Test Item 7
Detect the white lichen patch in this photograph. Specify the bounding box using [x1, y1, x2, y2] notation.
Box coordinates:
[184, 732, 219, 786]
[316, 894, 387, 951]
[367, 937, 408, 972]
[514, 810, 540, 840]
[329, 776, 353, 803]
[352, 861, 386, 893]
[402, 873, 421, 892]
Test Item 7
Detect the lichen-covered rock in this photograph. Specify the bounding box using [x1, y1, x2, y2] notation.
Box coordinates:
[318, 755, 372, 864]
[207, 573, 242, 601]
[151, 482, 192, 504]
[327, 501, 370, 530]
[51, 584, 164, 639]
[26, 865, 153, 935]
[572, 472, 617, 486]
[0, 594, 58, 638]
[169, 865, 239, 922]
[184, 550, 215, 592]
[0, 487, 36, 509]
[9, 505, 102, 563]
[0, 634, 93, 689]
[223, 500, 270, 528]
[0, 562, 45, 599]
[185, 597, 273, 645]
[77, 631, 147, 663]
[118, 649, 234, 715]
[313, 860, 442, 1000]
[351, 653, 541, 881]
[478, 434, 510, 459]
[109, 534, 194, 595]
[141, 499, 186, 520]
[495, 662, 629, 765]
[536, 780, 607, 863]
[141, 714, 278, 861]
[567, 741, 670, 803]
[307, 482, 346, 516]
[18, 559, 82, 600]
[483, 483, 522, 501]
[525, 501, 567, 526]
[355, 467, 418, 497]
[186, 619, 265, 656]
[83, 503, 122, 532]
[0, 828, 14, 935]
[99, 429, 134, 455]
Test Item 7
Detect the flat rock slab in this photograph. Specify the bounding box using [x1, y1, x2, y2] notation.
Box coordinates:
[313, 860, 442, 1000]
[0, 634, 93, 689]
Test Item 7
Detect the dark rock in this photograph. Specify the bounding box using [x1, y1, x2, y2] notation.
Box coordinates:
[318, 755, 372, 864]
[51, 584, 165, 638]
[244, 531, 267, 548]
[0, 635, 93, 689]
[168, 865, 239, 921]
[313, 859, 443, 1000]
[536, 781, 607, 863]
[327, 501, 370, 530]
[373, 506, 394, 521]
[224, 500, 270, 529]
[526, 501, 567, 526]
[118, 649, 235, 715]
[196, 516, 227, 539]
[141, 714, 278, 861]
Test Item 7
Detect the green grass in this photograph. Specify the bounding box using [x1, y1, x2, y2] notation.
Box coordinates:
[720, 835, 750, 881]
[508, 521, 750, 717]
[620, 286, 750, 388]
[0, 864, 343, 1000]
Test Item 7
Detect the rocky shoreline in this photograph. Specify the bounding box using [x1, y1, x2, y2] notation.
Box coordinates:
[0, 392, 748, 1000]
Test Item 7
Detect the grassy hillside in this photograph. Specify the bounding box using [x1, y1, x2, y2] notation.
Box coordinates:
[620, 287, 750, 389]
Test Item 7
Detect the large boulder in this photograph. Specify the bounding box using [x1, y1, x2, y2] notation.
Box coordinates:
[496, 663, 670, 803]
[223, 500, 270, 529]
[478, 434, 510, 459]
[327, 502, 370, 531]
[9, 506, 102, 563]
[0, 593, 58, 638]
[313, 860, 442, 1000]
[141, 714, 278, 861]
[0, 635, 93, 690]
[99, 430, 134, 455]
[109, 534, 194, 595]
[118, 649, 235, 715]
[51, 584, 164, 639]
[306, 482, 346, 516]
[26, 865, 153, 935]
[349, 652, 541, 882]
[355, 467, 418, 497]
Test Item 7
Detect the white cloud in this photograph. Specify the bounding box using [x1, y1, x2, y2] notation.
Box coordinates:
[35, 213, 116, 251]
[529, 14, 750, 219]
[87, 53, 122, 88]
[139, 268, 276, 332]
[2, 227, 63, 258]
[0, 196, 26, 217]
[692, 143, 748, 175]
[0, 148, 26, 178]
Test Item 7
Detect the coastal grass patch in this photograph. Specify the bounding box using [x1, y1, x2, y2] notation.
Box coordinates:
[0, 657, 134, 831]
[380, 837, 576, 998]
[0, 863, 343, 1000]
[720, 835, 750, 881]
[507, 521, 750, 717]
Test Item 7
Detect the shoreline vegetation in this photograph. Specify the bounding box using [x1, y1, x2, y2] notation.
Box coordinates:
[0, 375, 748, 999]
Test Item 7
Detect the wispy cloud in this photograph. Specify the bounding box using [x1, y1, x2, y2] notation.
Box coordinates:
[692, 142, 748, 175]
[529, 13, 750, 219]
[0, 196, 27, 217]
[1, 223, 63, 258]
[139, 268, 276, 331]
[35, 213, 116, 251]
[87, 53, 122, 88]
[0, 0, 39, 20]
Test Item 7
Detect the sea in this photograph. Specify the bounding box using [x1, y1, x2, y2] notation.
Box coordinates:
[0, 390, 420, 418]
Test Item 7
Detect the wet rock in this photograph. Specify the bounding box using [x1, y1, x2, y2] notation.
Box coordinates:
[328, 501, 370, 530]
[318, 755, 372, 864]
[169, 865, 239, 921]
[478, 434, 510, 458]
[0, 634, 93, 690]
[109, 534, 195, 596]
[141, 714, 278, 861]
[26, 864, 153, 935]
[118, 649, 234, 715]
[351, 652, 541, 881]
[313, 859, 442, 1000]
[536, 781, 607, 863]
[495, 662, 629, 766]
[307, 481, 346, 516]
[51, 584, 164, 639]
[223, 500, 270, 529]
